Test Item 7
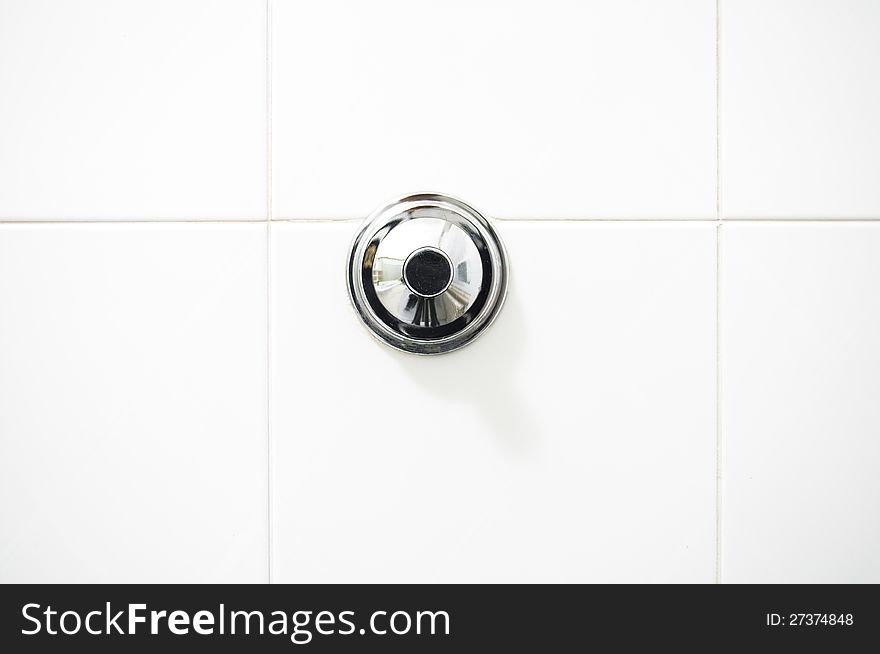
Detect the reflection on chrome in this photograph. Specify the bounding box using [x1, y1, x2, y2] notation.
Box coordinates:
[348, 194, 508, 355]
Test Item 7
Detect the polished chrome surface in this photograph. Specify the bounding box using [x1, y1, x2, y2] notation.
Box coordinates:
[348, 193, 508, 355]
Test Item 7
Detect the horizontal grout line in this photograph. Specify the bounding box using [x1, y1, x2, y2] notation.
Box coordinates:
[269, 217, 362, 224]
[0, 219, 267, 224]
[275, 216, 880, 224]
[723, 217, 880, 222]
[3, 217, 880, 226]
[493, 217, 719, 223]
[271, 216, 722, 223]
[0, 217, 720, 225]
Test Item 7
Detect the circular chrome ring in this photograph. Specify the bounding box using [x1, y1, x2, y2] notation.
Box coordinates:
[348, 193, 508, 355]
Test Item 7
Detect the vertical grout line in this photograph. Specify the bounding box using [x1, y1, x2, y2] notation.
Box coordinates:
[714, 0, 723, 585]
[266, 221, 274, 584]
[265, 0, 274, 584]
[715, 223, 723, 585]
[716, 0, 722, 224]
[266, 0, 273, 224]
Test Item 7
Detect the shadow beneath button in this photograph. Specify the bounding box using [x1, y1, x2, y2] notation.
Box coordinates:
[395, 292, 537, 455]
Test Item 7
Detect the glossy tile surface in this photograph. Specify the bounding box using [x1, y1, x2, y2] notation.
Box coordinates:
[272, 0, 716, 220]
[0, 0, 267, 220]
[0, 224, 268, 582]
[722, 224, 880, 582]
[271, 221, 716, 582]
[723, 0, 880, 218]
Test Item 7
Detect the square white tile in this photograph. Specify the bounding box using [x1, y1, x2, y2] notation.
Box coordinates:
[0, 224, 268, 582]
[271, 221, 716, 582]
[723, 0, 880, 218]
[0, 0, 267, 220]
[272, 0, 717, 220]
[721, 223, 880, 582]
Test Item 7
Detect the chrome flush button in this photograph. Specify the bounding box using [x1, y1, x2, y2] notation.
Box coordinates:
[348, 193, 508, 355]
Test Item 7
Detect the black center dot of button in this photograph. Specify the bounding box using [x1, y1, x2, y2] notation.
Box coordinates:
[403, 247, 453, 298]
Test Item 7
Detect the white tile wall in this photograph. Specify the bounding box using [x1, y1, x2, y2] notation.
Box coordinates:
[723, 0, 880, 219]
[271, 222, 716, 583]
[0, 224, 268, 582]
[1, 0, 879, 584]
[271, 0, 717, 220]
[721, 224, 880, 583]
[0, 0, 267, 220]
